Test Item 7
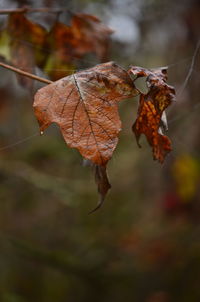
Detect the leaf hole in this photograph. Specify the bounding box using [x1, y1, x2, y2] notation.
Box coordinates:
[134, 77, 148, 94]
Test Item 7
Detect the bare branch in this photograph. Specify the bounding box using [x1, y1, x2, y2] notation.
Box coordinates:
[0, 7, 71, 15]
[0, 62, 53, 85]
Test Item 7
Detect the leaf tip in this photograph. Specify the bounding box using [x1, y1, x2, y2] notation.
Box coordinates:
[88, 198, 104, 214]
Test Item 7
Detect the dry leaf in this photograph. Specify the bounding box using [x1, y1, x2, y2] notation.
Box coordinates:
[34, 61, 138, 165]
[89, 165, 111, 213]
[46, 14, 113, 80]
[33, 62, 175, 210]
[34, 62, 138, 206]
[7, 13, 47, 88]
[71, 13, 114, 61]
[132, 93, 172, 163]
[129, 66, 175, 162]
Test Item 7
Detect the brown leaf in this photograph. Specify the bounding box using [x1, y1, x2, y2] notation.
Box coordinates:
[34, 62, 138, 166]
[70, 13, 114, 61]
[132, 94, 172, 163]
[46, 14, 113, 80]
[7, 13, 47, 88]
[89, 165, 111, 213]
[7, 12, 47, 50]
[129, 66, 175, 163]
[47, 22, 78, 60]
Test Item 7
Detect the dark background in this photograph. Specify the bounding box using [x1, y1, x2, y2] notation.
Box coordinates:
[0, 0, 200, 301]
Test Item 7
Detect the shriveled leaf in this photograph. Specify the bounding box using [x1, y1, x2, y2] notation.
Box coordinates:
[129, 66, 167, 81]
[70, 13, 114, 61]
[34, 61, 138, 166]
[89, 165, 111, 213]
[129, 66, 175, 163]
[7, 13, 47, 88]
[132, 94, 172, 163]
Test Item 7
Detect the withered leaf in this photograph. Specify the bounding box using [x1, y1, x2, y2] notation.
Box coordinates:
[132, 93, 172, 163]
[46, 14, 113, 80]
[89, 165, 111, 213]
[70, 13, 114, 61]
[129, 66, 175, 163]
[8, 13, 47, 52]
[33, 62, 175, 210]
[34, 62, 138, 166]
[34, 62, 138, 208]
[7, 13, 47, 88]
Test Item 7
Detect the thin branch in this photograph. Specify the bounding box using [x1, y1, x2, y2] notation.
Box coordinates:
[177, 38, 200, 98]
[0, 7, 72, 15]
[0, 61, 53, 85]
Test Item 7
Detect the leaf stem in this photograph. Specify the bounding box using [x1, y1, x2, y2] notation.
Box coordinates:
[0, 62, 53, 85]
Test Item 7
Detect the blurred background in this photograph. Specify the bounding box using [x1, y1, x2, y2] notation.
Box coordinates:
[0, 0, 200, 301]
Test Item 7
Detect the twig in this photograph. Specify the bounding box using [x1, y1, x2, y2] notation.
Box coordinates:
[177, 38, 200, 98]
[0, 61, 53, 84]
[0, 7, 72, 15]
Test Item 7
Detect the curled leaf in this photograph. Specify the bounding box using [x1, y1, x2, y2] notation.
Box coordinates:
[129, 66, 175, 163]
[132, 93, 172, 163]
[89, 165, 111, 213]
